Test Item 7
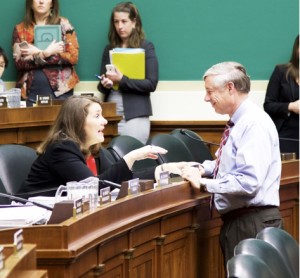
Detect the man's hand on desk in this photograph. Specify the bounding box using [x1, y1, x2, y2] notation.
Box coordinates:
[154, 161, 188, 181]
[181, 165, 203, 190]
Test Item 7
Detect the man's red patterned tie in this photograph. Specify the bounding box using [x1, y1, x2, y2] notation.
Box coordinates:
[213, 120, 234, 178]
[210, 120, 234, 217]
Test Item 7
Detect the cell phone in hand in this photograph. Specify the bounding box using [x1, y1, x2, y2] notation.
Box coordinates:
[105, 64, 116, 73]
[19, 41, 29, 49]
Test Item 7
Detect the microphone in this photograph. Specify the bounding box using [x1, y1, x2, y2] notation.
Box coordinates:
[0, 192, 53, 211]
[98, 179, 121, 189]
[279, 137, 299, 142]
[15, 187, 58, 197]
[180, 129, 220, 146]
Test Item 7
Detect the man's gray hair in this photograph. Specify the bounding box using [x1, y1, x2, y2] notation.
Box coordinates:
[203, 62, 251, 93]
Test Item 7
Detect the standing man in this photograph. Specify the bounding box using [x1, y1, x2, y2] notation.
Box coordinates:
[181, 61, 283, 269]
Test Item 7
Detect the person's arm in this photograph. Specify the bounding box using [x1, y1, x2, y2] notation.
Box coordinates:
[97, 45, 112, 95]
[118, 41, 159, 94]
[288, 100, 299, 114]
[183, 118, 280, 196]
[49, 141, 133, 185]
[12, 25, 41, 71]
[49, 141, 95, 183]
[205, 122, 279, 195]
[100, 145, 168, 182]
[122, 145, 167, 169]
[13, 19, 78, 72]
[42, 17, 79, 66]
[50, 142, 167, 186]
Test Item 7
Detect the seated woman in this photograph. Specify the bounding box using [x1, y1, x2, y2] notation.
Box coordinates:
[22, 95, 185, 195]
[0, 46, 9, 93]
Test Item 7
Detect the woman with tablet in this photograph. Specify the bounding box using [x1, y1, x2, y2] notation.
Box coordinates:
[12, 0, 79, 106]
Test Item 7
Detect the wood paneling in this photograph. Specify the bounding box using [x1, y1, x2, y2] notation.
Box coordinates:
[0, 103, 121, 148]
[0, 244, 48, 277]
[0, 160, 297, 278]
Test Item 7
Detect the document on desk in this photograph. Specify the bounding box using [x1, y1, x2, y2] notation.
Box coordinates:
[109, 48, 145, 90]
[0, 205, 51, 228]
[28, 196, 60, 208]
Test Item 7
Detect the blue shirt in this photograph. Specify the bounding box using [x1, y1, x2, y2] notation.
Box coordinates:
[200, 98, 281, 214]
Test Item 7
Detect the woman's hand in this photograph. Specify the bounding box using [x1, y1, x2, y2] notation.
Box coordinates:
[154, 161, 189, 181]
[106, 66, 123, 84]
[16, 42, 39, 61]
[43, 40, 65, 58]
[13, 43, 22, 61]
[124, 145, 167, 169]
[288, 100, 299, 114]
[101, 75, 113, 89]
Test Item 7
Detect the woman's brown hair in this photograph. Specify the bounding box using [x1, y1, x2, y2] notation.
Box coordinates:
[24, 0, 60, 27]
[37, 95, 102, 156]
[285, 35, 299, 82]
[108, 2, 145, 48]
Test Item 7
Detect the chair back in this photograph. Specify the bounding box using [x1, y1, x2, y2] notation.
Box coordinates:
[146, 134, 194, 164]
[234, 238, 294, 278]
[170, 129, 213, 163]
[227, 254, 276, 278]
[0, 144, 37, 204]
[107, 135, 158, 171]
[257, 227, 299, 278]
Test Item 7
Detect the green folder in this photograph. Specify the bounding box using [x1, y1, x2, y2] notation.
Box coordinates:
[34, 25, 62, 50]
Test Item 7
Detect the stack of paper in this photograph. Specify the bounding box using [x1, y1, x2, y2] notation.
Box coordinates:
[109, 48, 145, 90]
[0, 206, 51, 228]
[28, 196, 63, 208]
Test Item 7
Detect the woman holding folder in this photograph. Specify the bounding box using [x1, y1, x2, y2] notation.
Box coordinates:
[97, 2, 159, 144]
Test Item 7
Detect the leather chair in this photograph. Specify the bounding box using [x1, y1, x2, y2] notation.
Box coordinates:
[170, 129, 213, 163]
[107, 135, 158, 171]
[146, 134, 194, 164]
[0, 144, 37, 204]
[234, 238, 294, 278]
[257, 227, 299, 278]
[227, 254, 276, 278]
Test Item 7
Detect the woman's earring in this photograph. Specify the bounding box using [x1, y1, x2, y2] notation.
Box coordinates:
[50, 8, 53, 17]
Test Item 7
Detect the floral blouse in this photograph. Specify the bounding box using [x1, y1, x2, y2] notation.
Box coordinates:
[12, 17, 80, 99]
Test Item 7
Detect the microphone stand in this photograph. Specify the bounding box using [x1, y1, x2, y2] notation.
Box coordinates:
[180, 129, 220, 146]
[98, 179, 122, 189]
[0, 192, 53, 211]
